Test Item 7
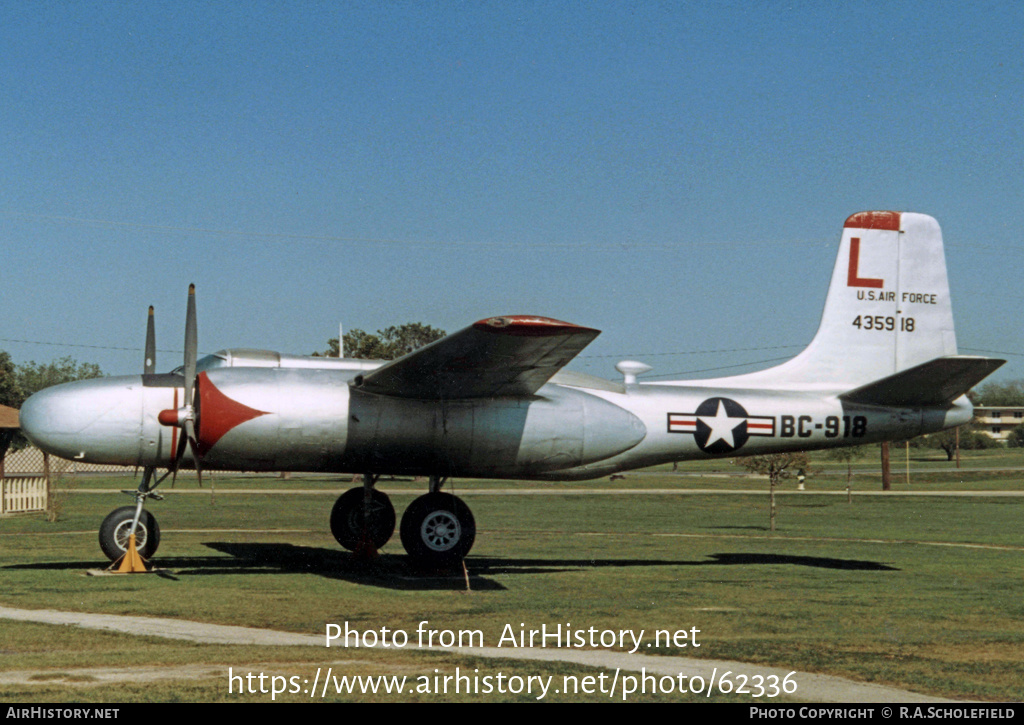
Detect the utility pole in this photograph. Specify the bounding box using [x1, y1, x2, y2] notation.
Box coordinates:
[881, 441, 891, 491]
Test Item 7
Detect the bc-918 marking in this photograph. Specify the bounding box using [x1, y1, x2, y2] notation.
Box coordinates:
[778, 415, 867, 439]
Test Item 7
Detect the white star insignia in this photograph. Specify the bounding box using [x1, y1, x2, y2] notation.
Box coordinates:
[699, 400, 741, 449]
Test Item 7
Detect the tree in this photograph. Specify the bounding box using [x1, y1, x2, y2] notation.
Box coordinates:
[0, 352, 22, 408]
[315, 323, 447, 360]
[16, 356, 103, 400]
[1, 354, 103, 451]
[0, 352, 21, 468]
[824, 445, 869, 488]
[735, 451, 811, 531]
[1007, 425, 1024, 449]
[926, 423, 995, 462]
[972, 379, 1024, 406]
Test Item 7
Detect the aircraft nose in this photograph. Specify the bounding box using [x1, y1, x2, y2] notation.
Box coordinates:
[19, 376, 146, 465]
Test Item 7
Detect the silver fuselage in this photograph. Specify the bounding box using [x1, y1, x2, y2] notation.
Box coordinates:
[18, 351, 971, 481]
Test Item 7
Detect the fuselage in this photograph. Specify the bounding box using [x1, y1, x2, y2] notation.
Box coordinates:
[18, 358, 972, 481]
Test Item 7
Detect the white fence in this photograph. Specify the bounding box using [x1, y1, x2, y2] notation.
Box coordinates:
[2, 475, 48, 514]
[0, 447, 58, 514]
[3, 446, 132, 475]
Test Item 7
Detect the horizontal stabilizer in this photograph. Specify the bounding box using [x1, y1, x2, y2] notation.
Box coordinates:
[352, 316, 600, 399]
[839, 356, 1005, 407]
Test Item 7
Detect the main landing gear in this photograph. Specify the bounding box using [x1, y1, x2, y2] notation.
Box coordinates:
[329, 475, 476, 567]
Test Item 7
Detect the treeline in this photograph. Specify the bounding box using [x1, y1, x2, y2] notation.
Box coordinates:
[0, 352, 102, 409]
[971, 379, 1024, 406]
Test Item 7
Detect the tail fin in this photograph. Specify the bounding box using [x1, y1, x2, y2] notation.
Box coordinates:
[725, 211, 960, 390]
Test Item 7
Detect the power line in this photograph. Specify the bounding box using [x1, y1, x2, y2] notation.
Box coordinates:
[962, 347, 1024, 358]
[644, 356, 797, 378]
[4, 210, 1020, 253]
[0, 211, 826, 251]
[0, 337, 157, 353]
[0, 338, 205, 360]
[580, 344, 803, 359]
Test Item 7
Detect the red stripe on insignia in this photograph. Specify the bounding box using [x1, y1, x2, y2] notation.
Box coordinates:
[747, 418, 775, 435]
[668, 414, 697, 432]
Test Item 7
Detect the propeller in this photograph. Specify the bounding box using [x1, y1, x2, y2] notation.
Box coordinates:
[122, 305, 162, 563]
[144, 306, 156, 375]
[134, 306, 158, 490]
[157, 284, 204, 488]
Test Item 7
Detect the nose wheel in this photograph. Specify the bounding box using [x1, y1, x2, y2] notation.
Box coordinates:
[99, 465, 168, 570]
[99, 504, 161, 561]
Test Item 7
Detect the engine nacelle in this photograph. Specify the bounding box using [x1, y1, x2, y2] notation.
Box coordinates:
[197, 368, 647, 476]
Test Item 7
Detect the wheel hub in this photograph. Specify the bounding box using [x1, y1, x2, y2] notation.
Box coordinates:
[113, 520, 147, 552]
[421, 511, 461, 552]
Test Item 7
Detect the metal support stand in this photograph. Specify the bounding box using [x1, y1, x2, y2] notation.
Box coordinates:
[355, 473, 380, 560]
[111, 533, 151, 573]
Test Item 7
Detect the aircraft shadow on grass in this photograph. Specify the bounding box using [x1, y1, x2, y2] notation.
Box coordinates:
[2, 546, 897, 591]
[195, 544, 899, 584]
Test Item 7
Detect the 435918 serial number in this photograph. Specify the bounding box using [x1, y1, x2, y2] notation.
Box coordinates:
[852, 315, 915, 332]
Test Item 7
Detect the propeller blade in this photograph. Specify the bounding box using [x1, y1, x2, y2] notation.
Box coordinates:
[144, 306, 156, 375]
[184, 418, 202, 488]
[159, 284, 203, 489]
[183, 284, 197, 403]
[170, 423, 188, 488]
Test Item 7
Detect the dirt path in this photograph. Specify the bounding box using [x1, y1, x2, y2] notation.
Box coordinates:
[0, 605, 964, 702]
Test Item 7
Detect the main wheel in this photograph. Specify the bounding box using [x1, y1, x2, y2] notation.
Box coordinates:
[99, 506, 161, 561]
[400, 492, 476, 566]
[330, 487, 396, 551]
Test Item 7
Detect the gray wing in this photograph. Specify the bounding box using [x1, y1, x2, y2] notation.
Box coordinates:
[351, 316, 600, 399]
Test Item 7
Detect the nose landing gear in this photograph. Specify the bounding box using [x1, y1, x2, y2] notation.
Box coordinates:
[99, 475, 165, 572]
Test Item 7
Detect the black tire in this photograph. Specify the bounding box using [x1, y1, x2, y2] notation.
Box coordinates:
[330, 487, 396, 551]
[99, 506, 161, 561]
[400, 492, 476, 566]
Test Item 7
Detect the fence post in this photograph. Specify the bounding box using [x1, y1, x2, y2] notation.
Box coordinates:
[43, 452, 51, 506]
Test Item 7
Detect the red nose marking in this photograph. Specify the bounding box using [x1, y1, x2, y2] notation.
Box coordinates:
[196, 372, 270, 455]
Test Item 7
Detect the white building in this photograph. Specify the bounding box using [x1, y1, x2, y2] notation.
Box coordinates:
[973, 406, 1024, 443]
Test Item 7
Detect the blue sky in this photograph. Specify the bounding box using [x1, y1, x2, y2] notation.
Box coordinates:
[1, 1, 1021, 384]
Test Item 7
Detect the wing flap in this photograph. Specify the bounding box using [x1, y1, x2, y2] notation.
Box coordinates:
[352, 316, 600, 399]
[839, 356, 1005, 407]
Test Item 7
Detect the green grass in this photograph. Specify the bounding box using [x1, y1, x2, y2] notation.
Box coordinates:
[1, 452, 1022, 702]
